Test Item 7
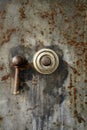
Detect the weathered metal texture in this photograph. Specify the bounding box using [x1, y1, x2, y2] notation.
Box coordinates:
[0, 0, 87, 130]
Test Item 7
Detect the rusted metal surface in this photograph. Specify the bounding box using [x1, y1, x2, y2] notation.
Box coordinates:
[0, 0, 87, 130]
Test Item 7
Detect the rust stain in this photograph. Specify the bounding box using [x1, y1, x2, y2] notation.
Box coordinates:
[40, 10, 56, 19]
[68, 91, 72, 96]
[76, 59, 82, 66]
[73, 86, 85, 123]
[19, 7, 26, 19]
[65, 61, 80, 75]
[59, 7, 64, 15]
[74, 88, 77, 96]
[77, 116, 85, 123]
[74, 110, 85, 123]
[71, 66, 80, 75]
[0, 25, 3, 30]
[48, 18, 55, 26]
[68, 41, 87, 48]
[79, 32, 85, 38]
[73, 88, 77, 108]
[0, 66, 4, 71]
[40, 31, 44, 35]
[0, 116, 3, 121]
[1, 73, 10, 81]
[40, 10, 56, 32]
[85, 102, 87, 104]
[68, 74, 74, 89]
[76, 3, 86, 12]
[72, 12, 81, 19]
[40, 11, 50, 19]
[68, 74, 74, 108]
[1, 29, 16, 46]
[84, 79, 87, 83]
[64, 17, 69, 22]
[0, 10, 6, 19]
[74, 110, 78, 117]
[20, 38, 25, 43]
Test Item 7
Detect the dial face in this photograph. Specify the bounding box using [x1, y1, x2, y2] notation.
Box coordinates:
[33, 48, 59, 74]
[40, 55, 51, 66]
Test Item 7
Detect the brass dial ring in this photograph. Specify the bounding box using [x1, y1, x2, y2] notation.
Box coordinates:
[33, 48, 59, 74]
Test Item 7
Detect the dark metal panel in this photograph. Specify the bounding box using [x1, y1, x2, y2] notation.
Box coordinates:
[0, 0, 87, 130]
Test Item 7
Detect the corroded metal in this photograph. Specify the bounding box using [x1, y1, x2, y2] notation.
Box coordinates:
[0, 0, 87, 130]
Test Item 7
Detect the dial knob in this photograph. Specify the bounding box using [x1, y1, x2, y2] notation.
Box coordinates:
[40, 56, 51, 66]
[33, 48, 59, 74]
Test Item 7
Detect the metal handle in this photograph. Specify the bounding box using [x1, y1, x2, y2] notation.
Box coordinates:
[14, 66, 20, 95]
[12, 56, 26, 95]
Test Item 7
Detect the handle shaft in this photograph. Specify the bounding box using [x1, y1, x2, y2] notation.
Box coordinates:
[13, 67, 20, 95]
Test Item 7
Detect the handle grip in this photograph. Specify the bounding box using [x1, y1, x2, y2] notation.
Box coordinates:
[13, 67, 20, 95]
